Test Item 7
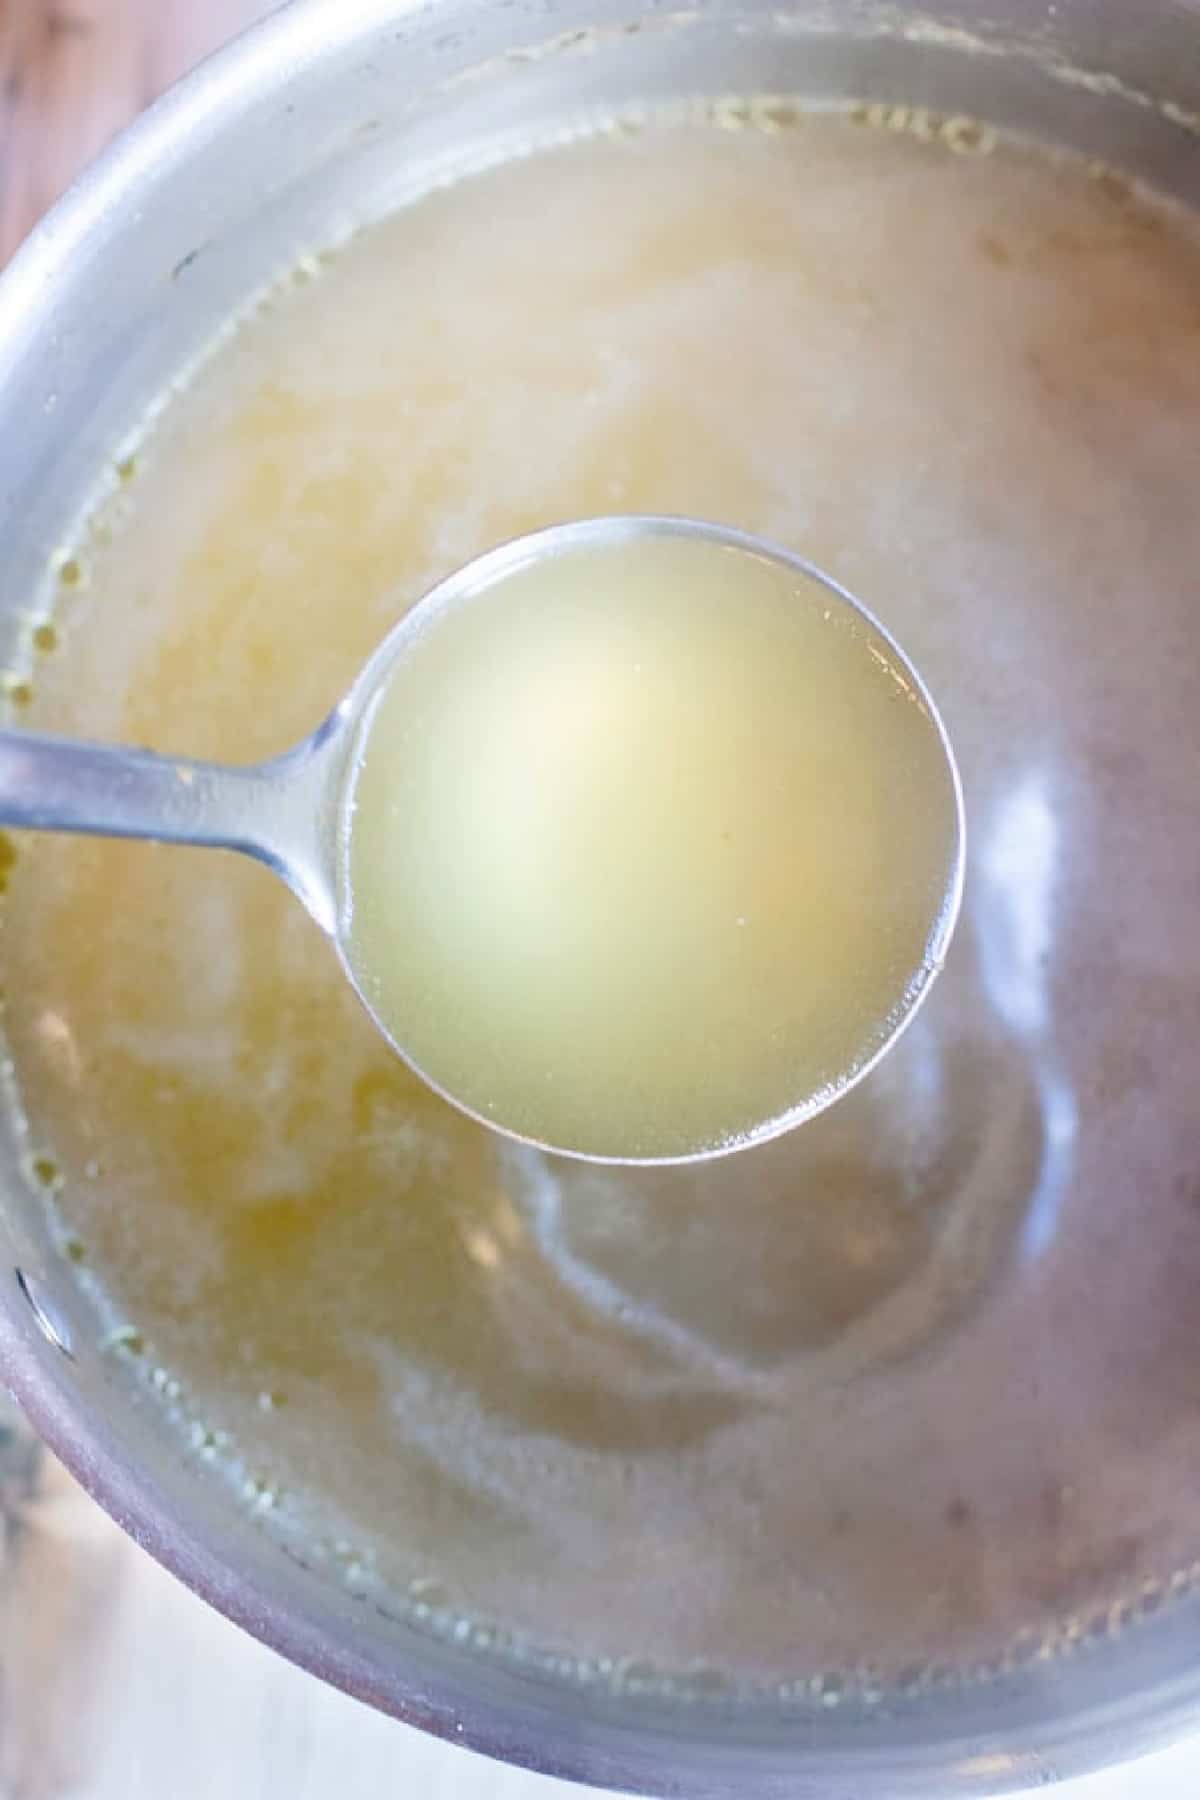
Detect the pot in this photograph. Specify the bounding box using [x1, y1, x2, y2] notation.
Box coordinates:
[0, 2, 1198, 1794]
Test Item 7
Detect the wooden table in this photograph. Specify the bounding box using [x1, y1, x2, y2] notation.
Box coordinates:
[0, 0, 277, 265]
[0, 5, 1194, 1795]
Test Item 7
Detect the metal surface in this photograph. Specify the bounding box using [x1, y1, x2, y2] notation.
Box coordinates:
[0, 721, 340, 931]
[3, 1431, 1199, 1800]
[0, 514, 966, 1166]
[0, 1, 1197, 1795]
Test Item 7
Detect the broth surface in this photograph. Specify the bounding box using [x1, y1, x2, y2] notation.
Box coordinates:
[6, 110, 1200, 1689]
[344, 529, 960, 1161]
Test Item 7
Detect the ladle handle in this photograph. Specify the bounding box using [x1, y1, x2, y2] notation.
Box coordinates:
[0, 728, 268, 846]
[0, 726, 341, 933]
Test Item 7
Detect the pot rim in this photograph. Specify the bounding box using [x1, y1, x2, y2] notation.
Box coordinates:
[3, 2, 1200, 1793]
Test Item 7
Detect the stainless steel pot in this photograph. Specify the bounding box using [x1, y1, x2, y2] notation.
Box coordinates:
[1, 2, 1199, 1793]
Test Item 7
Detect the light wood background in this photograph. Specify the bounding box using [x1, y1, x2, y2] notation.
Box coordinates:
[0, 0, 278, 265]
[0, 3, 1195, 1794]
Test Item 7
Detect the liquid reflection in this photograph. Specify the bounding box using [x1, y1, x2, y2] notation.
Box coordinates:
[434, 770, 1080, 1421]
[975, 770, 1076, 1263]
[978, 771, 1058, 1037]
[470, 964, 1050, 1417]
